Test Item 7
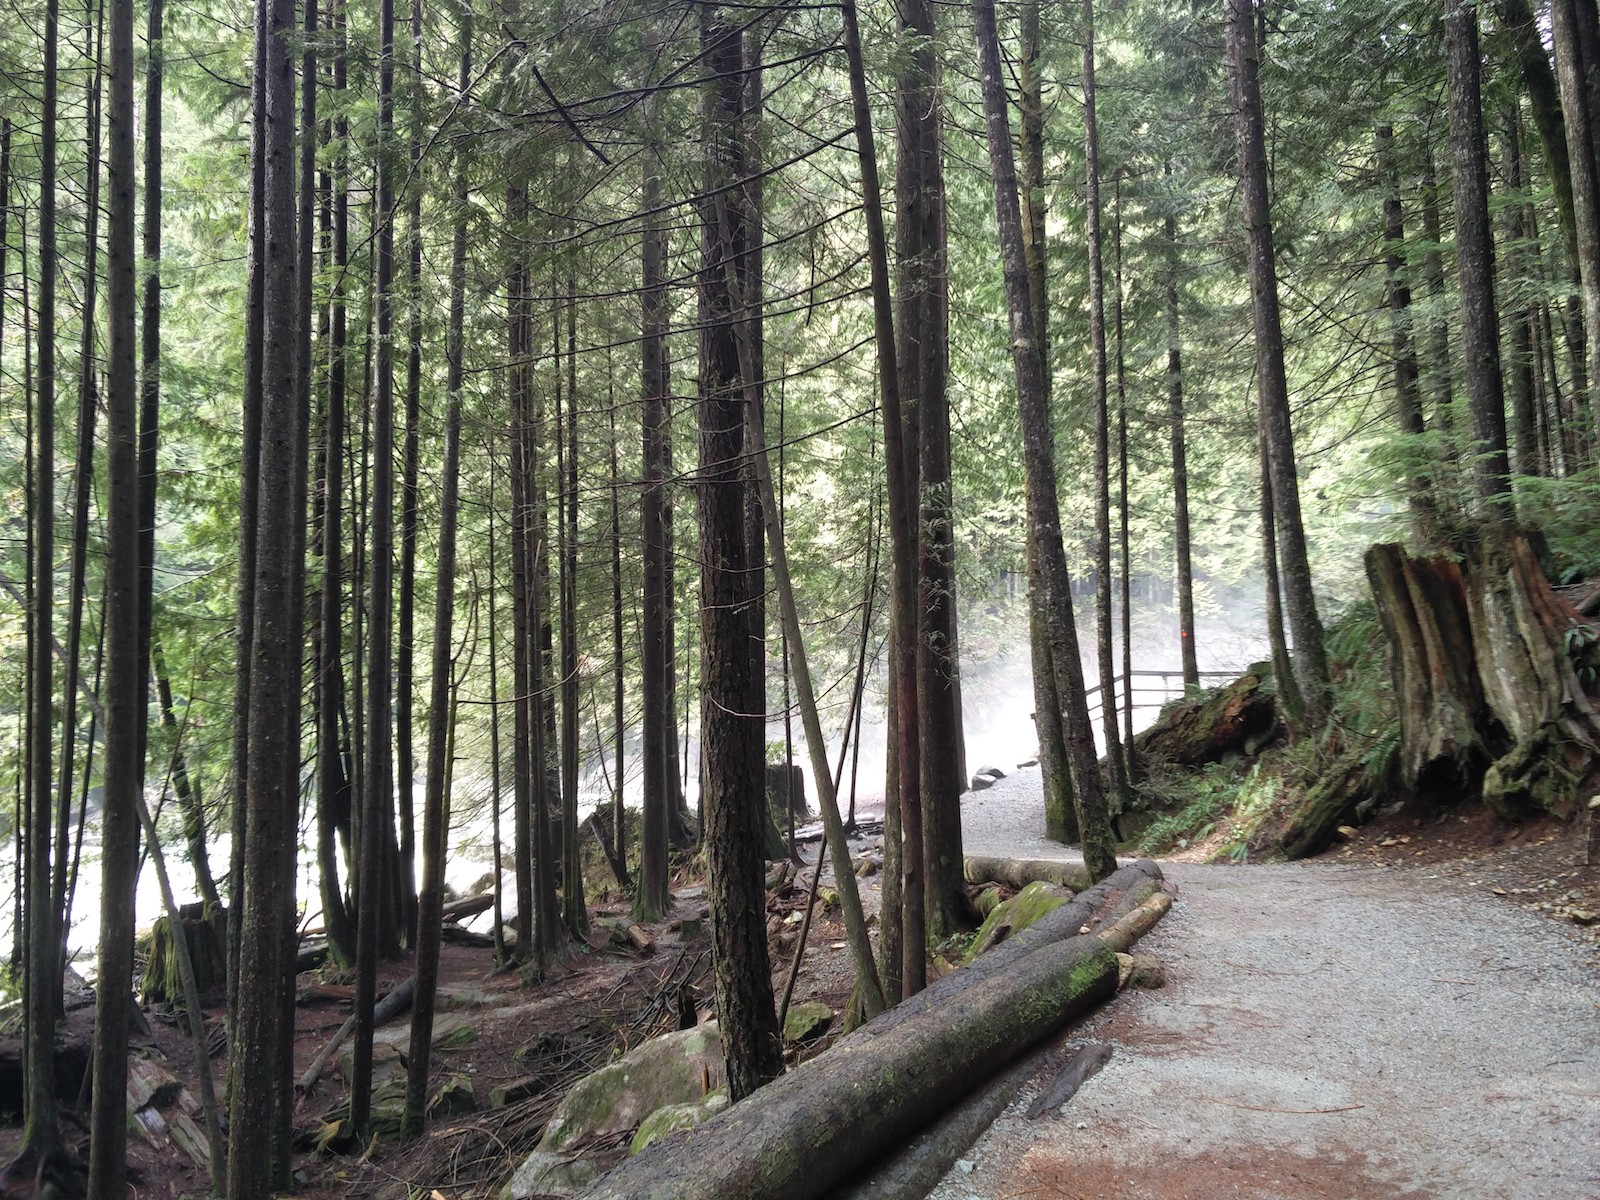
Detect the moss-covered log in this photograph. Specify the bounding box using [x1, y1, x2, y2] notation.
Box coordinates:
[573, 935, 1117, 1200]
[1131, 663, 1279, 767]
[1269, 750, 1373, 860]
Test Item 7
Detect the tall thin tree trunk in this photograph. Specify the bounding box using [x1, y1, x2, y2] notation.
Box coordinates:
[698, 4, 785, 1095]
[1164, 159, 1200, 690]
[1114, 186, 1133, 752]
[1378, 124, 1435, 532]
[52, 0, 104, 1021]
[404, 20, 470, 1131]
[23, 0, 61, 1163]
[610, 385, 628, 881]
[353, 0, 398, 1133]
[1227, 0, 1330, 722]
[841, 0, 927, 990]
[559, 283, 587, 939]
[227, 0, 302, 1185]
[1018, 0, 1075, 842]
[395, 0, 425, 950]
[636, 123, 672, 921]
[1553, 0, 1600, 443]
[971, 0, 1116, 881]
[86, 0, 141, 1180]
[1501, 112, 1542, 479]
[1445, 0, 1513, 512]
[1084, 0, 1127, 805]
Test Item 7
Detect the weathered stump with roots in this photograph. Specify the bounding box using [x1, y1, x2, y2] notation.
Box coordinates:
[1366, 528, 1600, 820]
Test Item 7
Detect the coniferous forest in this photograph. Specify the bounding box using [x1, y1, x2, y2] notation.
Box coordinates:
[2, 0, 1600, 1193]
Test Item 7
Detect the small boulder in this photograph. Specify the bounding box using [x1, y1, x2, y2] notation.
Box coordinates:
[1115, 952, 1166, 989]
[782, 1001, 833, 1044]
[429, 1073, 478, 1118]
[969, 774, 995, 792]
[628, 1090, 728, 1156]
[501, 1150, 600, 1199]
[975, 765, 1006, 781]
[536, 1023, 726, 1153]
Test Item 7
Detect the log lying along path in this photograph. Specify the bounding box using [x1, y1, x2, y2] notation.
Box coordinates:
[575, 862, 1167, 1200]
[923, 857, 1600, 1200]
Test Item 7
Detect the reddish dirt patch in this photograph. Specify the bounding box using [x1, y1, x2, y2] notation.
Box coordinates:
[1001, 1144, 1439, 1200]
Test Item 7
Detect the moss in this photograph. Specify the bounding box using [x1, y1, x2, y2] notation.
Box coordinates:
[538, 1024, 725, 1152]
[963, 881, 1067, 963]
[628, 1090, 728, 1155]
[782, 1002, 833, 1044]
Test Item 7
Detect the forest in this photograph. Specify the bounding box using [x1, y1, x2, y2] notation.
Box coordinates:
[1, 0, 1599, 1192]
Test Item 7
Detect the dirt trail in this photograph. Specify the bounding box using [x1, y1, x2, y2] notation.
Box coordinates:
[934, 770, 1600, 1200]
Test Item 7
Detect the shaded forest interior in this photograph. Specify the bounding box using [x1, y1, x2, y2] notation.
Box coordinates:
[3, 0, 1600, 1193]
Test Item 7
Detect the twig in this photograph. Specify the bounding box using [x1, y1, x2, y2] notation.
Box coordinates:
[1204, 1096, 1365, 1114]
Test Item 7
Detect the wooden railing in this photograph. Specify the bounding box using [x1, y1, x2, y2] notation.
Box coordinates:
[1081, 669, 1238, 730]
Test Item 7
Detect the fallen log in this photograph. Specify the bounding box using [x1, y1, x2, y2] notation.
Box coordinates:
[1096, 891, 1173, 954]
[1131, 663, 1279, 767]
[962, 855, 1092, 892]
[573, 935, 1117, 1200]
[296, 976, 415, 1094]
[831, 1037, 1051, 1200]
[441, 893, 494, 923]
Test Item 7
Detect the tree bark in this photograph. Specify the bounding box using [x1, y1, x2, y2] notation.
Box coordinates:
[1084, 0, 1128, 807]
[698, 4, 784, 1098]
[636, 116, 672, 922]
[1377, 124, 1435, 532]
[970, 0, 1117, 881]
[22, 0, 61, 1164]
[226, 0, 302, 1185]
[575, 935, 1119, 1200]
[86, 0, 141, 1181]
[1445, 0, 1514, 510]
[1165, 161, 1200, 690]
[895, 0, 964, 944]
[1227, 0, 1330, 722]
[353, 0, 399, 1133]
[1017, 2, 1075, 846]
[1553, 0, 1600, 444]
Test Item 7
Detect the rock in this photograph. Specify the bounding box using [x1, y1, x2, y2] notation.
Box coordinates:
[969, 774, 995, 792]
[1017, 758, 1039, 768]
[782, 1001, 834, 1044]
[629, 1090, 729, 1156]
[502, 1150, 601, 1199]
[1115, 952, 1166, 989]
[963, 881, 1070, 963]
[1335, 825, 1359, 842]
[536, 1023, 726, 1153]
[975, 766, 1006, 781]
[429, 1073, 478, 1118]
[491, 1075, 548, 1109]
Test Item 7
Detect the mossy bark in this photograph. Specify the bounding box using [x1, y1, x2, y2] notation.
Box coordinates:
[573, 936, 1116, 1200]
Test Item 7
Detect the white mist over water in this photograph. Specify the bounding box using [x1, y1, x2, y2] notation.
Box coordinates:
[4, 591, 1273, 967]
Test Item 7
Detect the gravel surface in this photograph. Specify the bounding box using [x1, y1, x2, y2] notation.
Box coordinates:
[933, 765, 1600, 1200]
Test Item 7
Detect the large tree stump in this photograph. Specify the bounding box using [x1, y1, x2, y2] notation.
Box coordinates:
[1365, 543, 1484, 799]
[1367, 529, 1600, 821]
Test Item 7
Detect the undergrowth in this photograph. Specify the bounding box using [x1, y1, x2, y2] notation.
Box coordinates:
[1134, 600, 1400, 861]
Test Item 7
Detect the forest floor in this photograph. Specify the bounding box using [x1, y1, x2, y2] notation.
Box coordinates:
[3, 765, 1598, 1199]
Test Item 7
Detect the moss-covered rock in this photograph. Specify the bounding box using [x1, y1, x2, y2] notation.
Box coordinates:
[781, 1001, 833, 1044]
[429, 1072, 478, 1118]
[628, 1090, 728, 1155]
[963, 881, 1069, 963]
[501, 1150, 601, 1199]
[536, 1022, 726, 1153]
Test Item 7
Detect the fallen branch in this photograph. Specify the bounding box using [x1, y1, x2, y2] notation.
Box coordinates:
[296, 976, 415, 1094]
[1096, 892, 1172, 954]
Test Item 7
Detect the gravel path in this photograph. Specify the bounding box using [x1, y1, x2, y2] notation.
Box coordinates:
[932, 765, 1600, 1200]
